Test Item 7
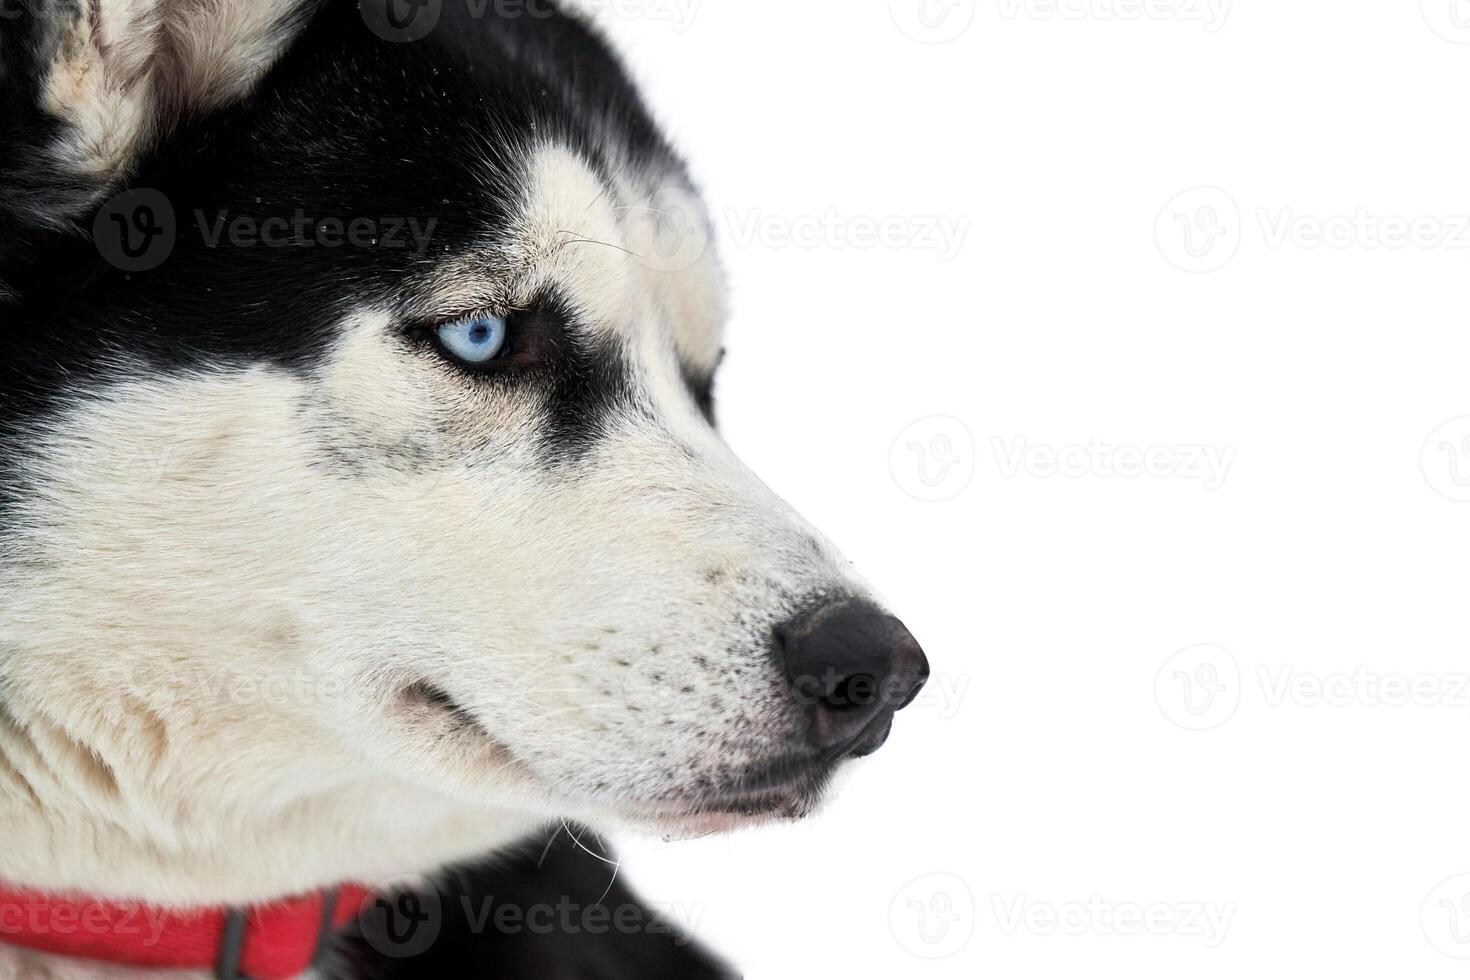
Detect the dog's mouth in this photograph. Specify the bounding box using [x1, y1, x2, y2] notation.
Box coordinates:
[393, 683, 846, 832]
[635, 752, 842, 834]
[692, 786, 820, 821]
[393, 680, 539, 781]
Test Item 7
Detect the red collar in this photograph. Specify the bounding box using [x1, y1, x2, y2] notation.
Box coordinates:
[0, 883, 370, 979]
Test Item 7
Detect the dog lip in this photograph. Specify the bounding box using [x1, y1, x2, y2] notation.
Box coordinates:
[695, 789, 815, 820]
[841, 714, 895, 760]
[648, 785, 821, 828]
[675, 722, 898, 820]
[662, 753, 836, 822]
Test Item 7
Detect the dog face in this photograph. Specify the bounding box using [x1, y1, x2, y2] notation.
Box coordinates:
[0, 0, 927, 896]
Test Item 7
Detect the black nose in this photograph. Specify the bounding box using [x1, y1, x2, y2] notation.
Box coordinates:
[775, 599, 929, 757]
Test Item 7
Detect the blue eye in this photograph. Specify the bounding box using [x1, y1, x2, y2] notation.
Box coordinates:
[435, 314, 508, 365]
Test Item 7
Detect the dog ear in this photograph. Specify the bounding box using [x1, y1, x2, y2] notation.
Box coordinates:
[0, 0, 318, 297]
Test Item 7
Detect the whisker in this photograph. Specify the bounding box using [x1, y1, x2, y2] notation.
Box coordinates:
[555, 232, 641, 258]
[555, 821, 623, 905]
[583, 185, 611, 213]
[536, 824, 561, 869]
[609, 205, 672, 218]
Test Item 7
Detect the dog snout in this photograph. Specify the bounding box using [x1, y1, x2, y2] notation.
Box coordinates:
[775, 599, 929, 758]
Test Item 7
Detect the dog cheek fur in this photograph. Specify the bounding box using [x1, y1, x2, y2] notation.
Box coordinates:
[298, 315, 865, 809]
[0, 363, 545, 901]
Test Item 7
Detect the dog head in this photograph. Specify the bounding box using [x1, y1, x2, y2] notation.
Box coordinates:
[0, 0, 928, 898]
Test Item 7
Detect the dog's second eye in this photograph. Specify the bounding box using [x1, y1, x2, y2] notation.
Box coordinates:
[435, 314, 508, 365]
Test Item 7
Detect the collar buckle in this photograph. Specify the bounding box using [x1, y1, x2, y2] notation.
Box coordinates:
[215, 887, 342, 980]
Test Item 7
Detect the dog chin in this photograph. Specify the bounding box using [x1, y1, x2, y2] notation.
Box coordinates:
[664, 793, 834, 839]
[617, 770, 842, 838]
[663, 796, 826, 837]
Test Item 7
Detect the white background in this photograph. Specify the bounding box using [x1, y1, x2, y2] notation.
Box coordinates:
[580, 1, 1470, 977]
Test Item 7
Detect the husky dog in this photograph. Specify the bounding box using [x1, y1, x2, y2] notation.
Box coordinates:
[0, 1, 930, 976]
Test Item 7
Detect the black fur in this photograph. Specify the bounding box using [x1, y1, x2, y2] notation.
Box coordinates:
[0, 0, 103, 289]
[682, 364, 717, 426]
[334, 828, 737, 980]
